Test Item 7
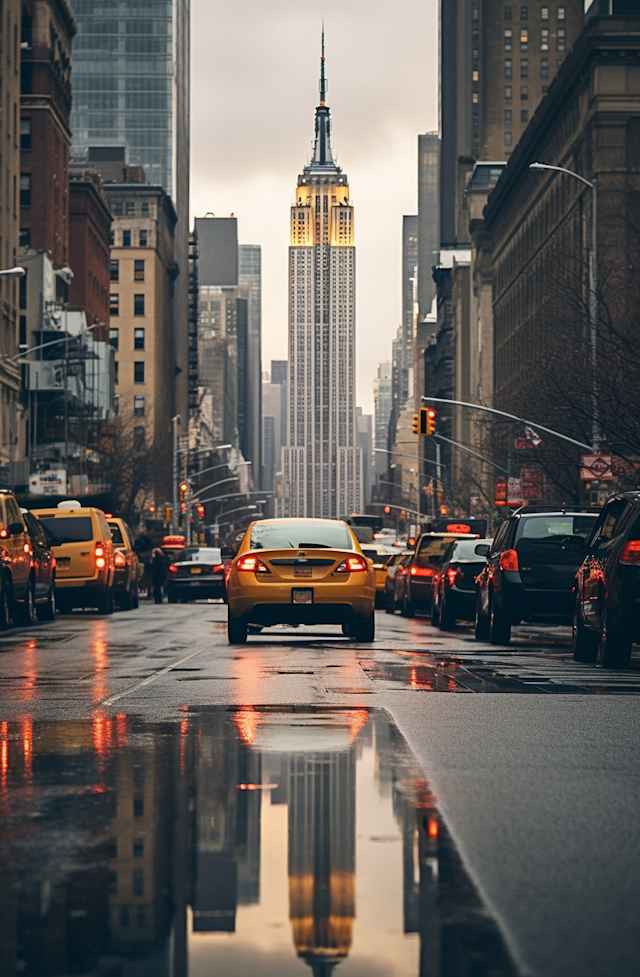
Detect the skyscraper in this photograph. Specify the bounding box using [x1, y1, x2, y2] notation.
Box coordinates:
[238, 245, 262, 486]
[417, 133, 439, 324]
[282, 41, 362, 518]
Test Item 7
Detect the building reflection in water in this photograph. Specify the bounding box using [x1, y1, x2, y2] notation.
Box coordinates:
[0, 707, 516, 976]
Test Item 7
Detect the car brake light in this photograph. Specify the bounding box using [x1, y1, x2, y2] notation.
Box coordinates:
[95, 545, 105, 557]
[114, 551, 127, 567]
[410, 566, 434, 577]
[0, 529, 7, 539]
[335, 555, 368, 573]
[236, 554, 270, 573]
[499, 549, 519, 571]
[213, 564, 225, 573]
[169, 564, 179, 573]
[51, 557, 56, 568]
[446, 567, 459, 586]
[96, 557, 106, 569]
[24, 543, 31, 555]
[620, 540, 640, 565]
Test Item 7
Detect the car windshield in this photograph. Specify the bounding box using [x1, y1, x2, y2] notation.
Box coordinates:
[452, 538, 492, 560]
[173, 547, 222, 564]
[250, 521, 353, 551]
[108, 522, 124, 545]
[516, 515, 597, 542]
[37, 516, 93, 544]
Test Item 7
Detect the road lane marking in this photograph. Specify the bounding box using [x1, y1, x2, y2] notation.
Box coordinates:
[94, 647, 209, 707]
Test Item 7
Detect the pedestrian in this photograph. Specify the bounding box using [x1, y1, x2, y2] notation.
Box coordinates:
[151, 547, 168, 604]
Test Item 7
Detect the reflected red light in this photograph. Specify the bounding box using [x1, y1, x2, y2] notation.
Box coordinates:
[347, 709, 369, 739]
[234, 707, 259, 745]
[93, 715, 106, 760]
[1, 721, 8, 790]
[428, 817, 439, 839]
[411, 668, 418, 688]
[22, 719, 32, 777]
[116, 713, 128, 746]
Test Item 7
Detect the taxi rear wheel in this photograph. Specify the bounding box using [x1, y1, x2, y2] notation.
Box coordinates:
[228, 612, 248, 645]
[0, 578, 13, 630]
[350, 613, 375, 643]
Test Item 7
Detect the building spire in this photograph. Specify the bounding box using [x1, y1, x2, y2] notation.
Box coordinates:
[311, 26, 335, 168]
[319, 24, 326, 105]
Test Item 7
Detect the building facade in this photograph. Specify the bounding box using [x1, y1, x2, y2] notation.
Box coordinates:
[238, 244, 262, 486]
[417, 133, 439, 324]
[282, 49, 362, 518]
[68, 176, 111, 335]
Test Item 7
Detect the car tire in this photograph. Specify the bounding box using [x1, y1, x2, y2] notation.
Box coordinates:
[16, 579, 35, 627]
[37, 585, 56, 622]
[341, 622, 351, 636]
[430, 594, 440, 627]
[439, 594, 455, 632]
[385, 593, 395, 614]
[97, 590, 113, 615]
[474, 590, 490, 641]
[167, 592, 178, 604]
[350, 613, 375, 642]
[57, 597, 72, 615]
[489, 592, 511, 645]
[120, 587, 133, 611]
[600, 602, 632, 669]
[401, 596, 415, 618]
[0, 578, 13, 631]
[228, 612, 248, 645]
[572, 600, 598, 663]
[132, 585, 139, 610]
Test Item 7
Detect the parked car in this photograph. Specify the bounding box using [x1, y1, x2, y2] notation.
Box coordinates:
[384, 551, 412, 613]
[33, 501, 115, 614]
[572, 492, 640, 669]
[107, 518, 140, 610]
[431, 537, 493, 630]
[361, 546, 395, 608]
[226, 518, 376, 644]
[0, 490, 36, 627]
[395, 533, 479, 617]
[167, 546, 226, 603]
[475, 507, 599, 645]
[21, 508, 56, 621]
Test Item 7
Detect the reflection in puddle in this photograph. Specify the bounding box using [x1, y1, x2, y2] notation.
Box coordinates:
[0, 709, 516, 976]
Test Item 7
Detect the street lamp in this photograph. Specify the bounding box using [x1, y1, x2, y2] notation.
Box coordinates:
[529, 161, 598, 447]
[0, 266, 25, 278]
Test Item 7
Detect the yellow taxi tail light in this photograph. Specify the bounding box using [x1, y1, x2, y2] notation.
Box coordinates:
[335, 555, 367, 573]
[114, 551, 127, 567]
[236, 554, 270, 573]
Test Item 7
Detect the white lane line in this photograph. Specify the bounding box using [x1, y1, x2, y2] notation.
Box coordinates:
[95, 647, 208, 708]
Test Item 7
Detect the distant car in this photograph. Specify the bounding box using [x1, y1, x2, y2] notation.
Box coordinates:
[395, 533, 479, 617]
[430, 537, 492, 630]
[361, 546, 395, 608]
[475, 507, 599, 645]
[384, 551, 412, 613]
[573, 493, 640, 669]
[167, 546, 226, 603]
[107, 518, 140, 610]
[21, 508, 56, 621]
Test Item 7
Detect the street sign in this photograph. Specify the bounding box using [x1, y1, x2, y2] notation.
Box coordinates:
[521, 468, 543, 500]
[524, 425, 543, 446]
[515, 438, 536, 450]
[507, 477, 524, 506]
[581, 455, 612, 481]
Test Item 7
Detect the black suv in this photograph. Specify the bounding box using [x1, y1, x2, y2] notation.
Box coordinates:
[475, 507, 599, 645]
[573, 492, 640, 669]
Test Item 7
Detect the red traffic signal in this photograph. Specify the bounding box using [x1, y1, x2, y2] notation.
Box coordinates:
[384, 506, 391, 514]
[426, 408, 437, 436]
[439, 505, 448, 515]
[196, 505, 205, 518]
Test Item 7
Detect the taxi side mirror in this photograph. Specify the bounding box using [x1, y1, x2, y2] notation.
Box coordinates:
[9, 522, 24, 536]
[475, 543, 490, 558]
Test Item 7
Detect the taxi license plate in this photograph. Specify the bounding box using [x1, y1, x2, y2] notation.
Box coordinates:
[294, 566, 312, 576]
[56, 557, 70, 568]
[191, 567, 202, 574]
[292, 589, 313, 604]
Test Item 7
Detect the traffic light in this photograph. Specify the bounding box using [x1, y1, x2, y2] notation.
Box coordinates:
[196, 505, 205, 518]
[164, 506, 172, 522]
[179, 480, 190, 501]
[425, 408, 437, 436]
[439, 505, 448, 515]
[412, 414, 420, 435]
[384, 505, 391, 514]
[149, 505, 156, 513]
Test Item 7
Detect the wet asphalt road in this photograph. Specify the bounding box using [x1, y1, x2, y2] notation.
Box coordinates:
[2, 602, 640, 976]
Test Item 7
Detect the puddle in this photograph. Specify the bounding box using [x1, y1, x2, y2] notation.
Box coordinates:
[0, 709, 517, 976]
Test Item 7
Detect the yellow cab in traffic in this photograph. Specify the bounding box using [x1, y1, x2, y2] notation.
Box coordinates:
[226, 518, 376, 644]
[107, 517, 140, 610]
[361, 543, 397, 608]
[32, 501, 114, 614]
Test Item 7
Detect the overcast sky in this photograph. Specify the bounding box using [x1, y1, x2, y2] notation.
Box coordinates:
[190, 0, 439, 416]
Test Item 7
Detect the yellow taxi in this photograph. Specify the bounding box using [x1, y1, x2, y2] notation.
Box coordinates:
[107, 517, 140, 610]
[226, 518, 376, 644]
[361, 545, 396, 608]
[32, 501, 114, 614]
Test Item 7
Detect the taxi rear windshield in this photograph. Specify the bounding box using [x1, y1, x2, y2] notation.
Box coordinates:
[108, 523, 124, 545]
[515, 514, 597, 542]
[38, 516, 93, 543]
[250, 522, 353, 551]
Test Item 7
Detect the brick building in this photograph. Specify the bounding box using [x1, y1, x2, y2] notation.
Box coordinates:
[68, 177, 111, 338]
[19, 0, 76, 264]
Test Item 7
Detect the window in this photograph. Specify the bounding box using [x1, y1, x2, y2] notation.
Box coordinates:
[133, 426, 146, 451]
[134, 394, 145, 415]
[133, 838, 144, 857]
[134, 294, 145, 316]
[134, 327, 145, 349]
[110, 259, 119, 282]
[520, 59, 528, 77]
[558, 6, 565, 18]
[110, 293, 119, 316]
[504, 109, 512, 125]
[541, 28, 549, 50]
[521, 109, 529, 123]
[122, 229, 131, 247]
[141, 201, 149, 216]
[541, 5, 549, 17]
[109, 327, 119, 350]
[504, 28, 512, 50]
[520, 5, 527, 18]
[139, 229, 148, 247]
[521, 85, 528, 99]
[134, 362, 145, 383]
[133, 796, 144, 817]
[20, 118, 31, 150]
[472, 47, 479, 61]
[109, 229, 114, 246]
[520, 28, 528, 49]
[504, 5, 512, 18]
[19, 228, 30, 247]
[125, 201, 135, 216]
[111, 201, 122, 216]
[472, 91, 479, 103]
[542, 84, 548, 93]
[114, 361, 119, 384]
[541, 58, 549, 77]
[504, 131, 512, 146]
[20, 174, 30, 206]
[557, 57, 564, 68]
[472, 69, 479, 81]
[134, 260, 144, 281]
[505, 85, 512, 99]
[557, 29, 565, 51]
[108, 838, 117, 859]
[132, 870, 143, 897]
[504, 59, 512, 77]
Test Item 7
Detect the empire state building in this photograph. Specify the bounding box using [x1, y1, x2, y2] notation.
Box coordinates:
[281, 42, 363, 519]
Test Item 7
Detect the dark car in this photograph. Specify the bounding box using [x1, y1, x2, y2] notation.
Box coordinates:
[167, 546, 226, 603]
[395, 533, 476, 617]
[0, 490, 34, 627]
[384, 551, 412, 613]
[431, 537, 492, 630]
[108, 518, 140, 611]
[21, 508, 56, 621]
[475, 507, 599, 645]
[573, 492, 640, 669]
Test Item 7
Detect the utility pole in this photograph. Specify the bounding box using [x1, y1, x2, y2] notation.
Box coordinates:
[172, 415, 180, 533]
